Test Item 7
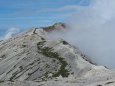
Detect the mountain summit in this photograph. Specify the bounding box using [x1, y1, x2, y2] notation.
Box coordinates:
[0, 23, 115, 86]
[42, 22, 66, 32]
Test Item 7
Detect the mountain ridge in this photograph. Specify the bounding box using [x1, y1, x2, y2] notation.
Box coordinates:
[0, 23, 114, 86]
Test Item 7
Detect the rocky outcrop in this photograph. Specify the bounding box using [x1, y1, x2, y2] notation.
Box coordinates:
[42, 22, 66, 32]
[0, 23, 112, 86]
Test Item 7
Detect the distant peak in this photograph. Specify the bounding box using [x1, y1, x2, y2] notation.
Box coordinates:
[42, 22, 66, 32]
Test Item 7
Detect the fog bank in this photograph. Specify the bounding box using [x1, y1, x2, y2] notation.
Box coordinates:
[0, 28, 20, 40]
[48, 0, 115, 69]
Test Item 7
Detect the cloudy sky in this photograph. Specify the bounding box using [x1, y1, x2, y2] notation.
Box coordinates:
[1, 0, 115, 69]
[0, 0, 89, 31]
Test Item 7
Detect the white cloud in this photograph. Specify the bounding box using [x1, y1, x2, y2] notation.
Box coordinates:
[47, 0, 115, 69]
[37, 5, 78, 13]
[0, 17, 46, 20]
[11, 5, 78, 16]
[67, 0, 115, 69]
[0, 28, 20, 40]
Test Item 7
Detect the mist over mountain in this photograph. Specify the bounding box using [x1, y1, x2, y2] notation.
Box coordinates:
[0, 28, 20, 40]
[67, 0, 115, 69]
[0, 23, 115, 86]
[40, 0, 115, 69]
[1, 0, 115, 85]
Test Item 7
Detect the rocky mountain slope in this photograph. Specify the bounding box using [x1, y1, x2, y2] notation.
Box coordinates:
[0, 23, 115, 86]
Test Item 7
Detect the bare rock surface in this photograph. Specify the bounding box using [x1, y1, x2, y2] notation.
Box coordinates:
[0, 23, 114, 86]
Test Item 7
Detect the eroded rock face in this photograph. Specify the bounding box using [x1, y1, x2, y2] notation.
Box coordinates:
[42, 22, 66, 32]
[0, 23, 111, 85]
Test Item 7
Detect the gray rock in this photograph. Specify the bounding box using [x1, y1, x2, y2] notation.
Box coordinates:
[0, 23, 113, 86]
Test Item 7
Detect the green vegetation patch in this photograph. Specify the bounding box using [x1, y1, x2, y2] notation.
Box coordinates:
[37, 41, 69, 77]
[61, 40, 69, 45]
[0, 54, 6, 59]
[21, 45, 26, 48]
[42, 26, 55, 32]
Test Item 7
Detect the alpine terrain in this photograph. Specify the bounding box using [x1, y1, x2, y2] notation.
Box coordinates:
[0, 23, 115, 86]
